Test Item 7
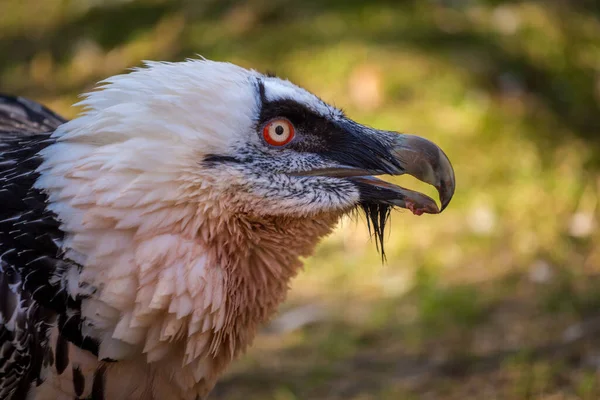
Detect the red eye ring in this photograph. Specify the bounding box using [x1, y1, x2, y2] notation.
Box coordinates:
[263, 118, 295, 146]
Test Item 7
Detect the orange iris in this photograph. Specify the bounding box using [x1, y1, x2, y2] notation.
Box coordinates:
[263, 118, 295, 146]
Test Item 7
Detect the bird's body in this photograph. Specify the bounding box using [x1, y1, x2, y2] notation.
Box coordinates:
[0, 59, 454, 399]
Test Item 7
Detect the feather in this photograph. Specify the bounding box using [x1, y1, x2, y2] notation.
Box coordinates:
[360, 203, 393, 261]
[0, 95, 87, 398]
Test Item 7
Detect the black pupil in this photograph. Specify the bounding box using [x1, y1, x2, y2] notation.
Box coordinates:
[275, 125, 284, 135]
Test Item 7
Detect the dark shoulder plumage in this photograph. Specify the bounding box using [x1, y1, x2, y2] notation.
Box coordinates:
[0, 95, 98, 399]
[0, 95, 66, 135]
[0, 95, 68, 312]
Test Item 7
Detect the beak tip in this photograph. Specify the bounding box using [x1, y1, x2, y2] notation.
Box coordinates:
[392, 133, 455, 214]
[437, 181, 455, 213]
[440, 202, 449, 213]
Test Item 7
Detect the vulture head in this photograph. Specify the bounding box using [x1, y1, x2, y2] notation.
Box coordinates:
[36, 59, 454, 398]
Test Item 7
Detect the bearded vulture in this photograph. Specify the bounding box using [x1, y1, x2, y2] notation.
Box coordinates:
[0, 59, 455, 400]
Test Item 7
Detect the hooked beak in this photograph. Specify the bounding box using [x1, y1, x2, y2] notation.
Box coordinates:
[293, 132, 455, 215]
[389, 134, 455, 213]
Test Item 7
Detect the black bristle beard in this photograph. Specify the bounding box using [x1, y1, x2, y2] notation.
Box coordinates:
[359, 203, 393, 262]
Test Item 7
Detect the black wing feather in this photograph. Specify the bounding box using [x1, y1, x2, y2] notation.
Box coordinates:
[0, 95, 67, 135]
[0, 265, 54, 399]
[0, 94, 89, 399]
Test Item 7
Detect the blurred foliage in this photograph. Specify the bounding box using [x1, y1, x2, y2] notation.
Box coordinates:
[2, 0, 600, 398]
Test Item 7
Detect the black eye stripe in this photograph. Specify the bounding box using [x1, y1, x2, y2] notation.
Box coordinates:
[255, 78, 400, 172]
[256, 79, 320, 128]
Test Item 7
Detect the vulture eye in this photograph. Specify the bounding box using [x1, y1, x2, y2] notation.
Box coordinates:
[263, 118, 295, 146]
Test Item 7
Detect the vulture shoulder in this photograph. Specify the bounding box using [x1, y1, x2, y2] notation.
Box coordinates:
[0, 95, 88, 399]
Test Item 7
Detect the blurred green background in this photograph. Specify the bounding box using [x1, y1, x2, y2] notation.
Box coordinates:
[2, 0, 600, 398]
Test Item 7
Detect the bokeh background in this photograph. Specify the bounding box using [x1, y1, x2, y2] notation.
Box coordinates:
[2, 0, 600, 398]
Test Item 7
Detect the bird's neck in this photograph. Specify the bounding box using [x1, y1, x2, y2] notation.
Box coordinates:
[202, 211, 340, 359]
[36, 134, 342, 397]
[60, 196, 339, 397]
